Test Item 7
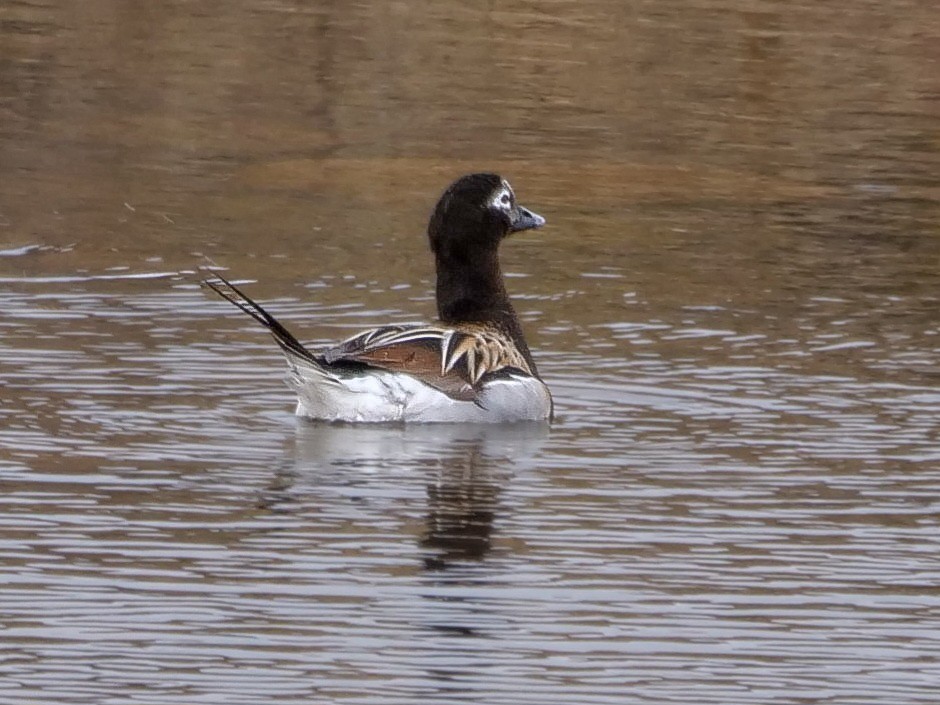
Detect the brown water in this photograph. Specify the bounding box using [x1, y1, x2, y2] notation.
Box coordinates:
[2, 1, 939, 703]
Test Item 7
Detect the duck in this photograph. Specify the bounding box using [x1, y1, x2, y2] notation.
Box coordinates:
[204, 172, 553, 423]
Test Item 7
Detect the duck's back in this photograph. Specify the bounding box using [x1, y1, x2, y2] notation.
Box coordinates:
[289, 323, 552, 423]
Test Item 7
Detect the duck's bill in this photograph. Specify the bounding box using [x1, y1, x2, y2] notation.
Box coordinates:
[510, 205, 546, 232]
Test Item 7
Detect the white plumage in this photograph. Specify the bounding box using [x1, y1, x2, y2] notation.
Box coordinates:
[289, 355, 552, 423]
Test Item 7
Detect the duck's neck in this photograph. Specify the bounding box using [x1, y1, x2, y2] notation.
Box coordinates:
[435, 247, 539, 376]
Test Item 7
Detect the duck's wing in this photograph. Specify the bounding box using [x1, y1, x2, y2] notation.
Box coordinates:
[324, 324, 534, 402]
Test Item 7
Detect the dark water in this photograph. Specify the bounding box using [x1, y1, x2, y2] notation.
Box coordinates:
[2, 1, 939, 703]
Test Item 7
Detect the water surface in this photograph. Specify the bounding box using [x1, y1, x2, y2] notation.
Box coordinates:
[1, 1, 939, 703]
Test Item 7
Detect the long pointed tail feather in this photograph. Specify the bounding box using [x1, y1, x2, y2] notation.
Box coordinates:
[202, 273, 319, 364]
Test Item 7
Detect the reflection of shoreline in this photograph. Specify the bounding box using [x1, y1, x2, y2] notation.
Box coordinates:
[278, 422, 549, 568]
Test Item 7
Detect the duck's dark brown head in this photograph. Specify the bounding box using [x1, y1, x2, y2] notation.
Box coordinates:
[427, 173, 545, 260]
[426, 174, 546, 375]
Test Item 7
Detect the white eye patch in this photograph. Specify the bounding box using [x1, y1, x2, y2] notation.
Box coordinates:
[488, 181, 515, 211]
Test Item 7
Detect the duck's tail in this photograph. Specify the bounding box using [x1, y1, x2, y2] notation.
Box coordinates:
[206, 273, 417, 421]
[202, 272, 337, 386]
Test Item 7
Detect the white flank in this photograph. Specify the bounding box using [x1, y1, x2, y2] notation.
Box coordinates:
[287, 355, 551, 423]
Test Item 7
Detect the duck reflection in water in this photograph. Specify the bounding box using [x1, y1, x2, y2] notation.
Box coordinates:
[259, 422, 548, 570]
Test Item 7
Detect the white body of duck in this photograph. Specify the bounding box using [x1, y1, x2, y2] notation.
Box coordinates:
[289, 334, 552, 423]
[205, 173, 552, 423]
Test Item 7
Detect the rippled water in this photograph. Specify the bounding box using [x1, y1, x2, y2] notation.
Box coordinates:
[2, 1, 939, 703]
